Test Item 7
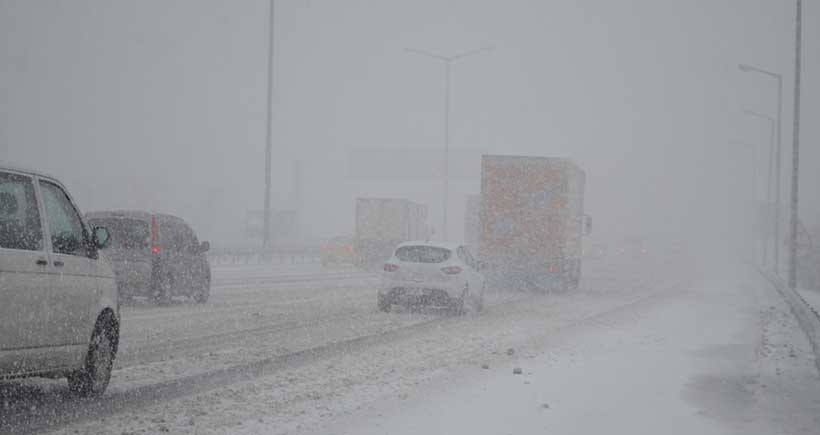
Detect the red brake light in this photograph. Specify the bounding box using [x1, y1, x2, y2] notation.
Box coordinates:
[152, 246, 160, 254]
[549, 265, 555, 273]
[384, 263, 399, 272]
[441, 266, 462, 275]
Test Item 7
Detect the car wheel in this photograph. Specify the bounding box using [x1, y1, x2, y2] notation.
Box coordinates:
[68, 315, 117, 398]
[193, 276, 210, 304]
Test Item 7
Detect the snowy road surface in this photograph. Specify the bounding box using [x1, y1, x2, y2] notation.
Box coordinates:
[321, 264, 820, 435]
[1, 257, 818, 434]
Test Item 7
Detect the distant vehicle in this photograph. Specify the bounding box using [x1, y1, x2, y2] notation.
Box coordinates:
[86, 210, 211, 304]
[320, 236, 355, 266]
[379, 241, 484, 314]
[479, 155, 590, 292]
[354, 197, 429, 271]
[0, 166, 119, 397]
[617, 237, 648, 257]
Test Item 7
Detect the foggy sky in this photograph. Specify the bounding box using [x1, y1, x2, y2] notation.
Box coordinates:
[1, 0, 817, 247]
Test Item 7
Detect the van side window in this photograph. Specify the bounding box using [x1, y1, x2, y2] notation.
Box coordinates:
[39, 181, 87, 256]
[0, 172, 43, 251]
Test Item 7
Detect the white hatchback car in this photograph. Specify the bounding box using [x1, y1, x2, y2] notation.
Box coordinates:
[378, 241, 485, 314]
[0, 165, 119, 397]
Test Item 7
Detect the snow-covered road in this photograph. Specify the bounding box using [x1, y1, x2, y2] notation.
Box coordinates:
[317, 264, 820, 435]
[2, 256, 818, 435]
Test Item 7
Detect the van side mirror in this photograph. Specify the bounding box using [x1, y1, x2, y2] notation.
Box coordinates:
[199, 241, 210, 253]
[92, 227, 112, 249]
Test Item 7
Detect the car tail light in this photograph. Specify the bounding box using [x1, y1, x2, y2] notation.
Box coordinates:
[441, 266, 462, 275]
[384, 263, 399, 272]
[549, 265, 555, 273]
[151, 215, 160, 254]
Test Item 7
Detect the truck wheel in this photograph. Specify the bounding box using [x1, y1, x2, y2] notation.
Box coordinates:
[68, 315, 117, 397]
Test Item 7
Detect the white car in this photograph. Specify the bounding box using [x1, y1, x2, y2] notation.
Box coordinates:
[0, 165, 119, 397]
[378, 241, 485, 314]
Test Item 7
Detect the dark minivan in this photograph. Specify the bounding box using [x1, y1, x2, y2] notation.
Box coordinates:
[86, 210, 210, 304]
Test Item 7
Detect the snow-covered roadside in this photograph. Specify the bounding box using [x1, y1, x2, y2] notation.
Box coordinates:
[318, 267, 820, 435]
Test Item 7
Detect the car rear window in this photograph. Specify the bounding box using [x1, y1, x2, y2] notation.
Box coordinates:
[88, 218, 149, 249]
[395, 246, 451, 263]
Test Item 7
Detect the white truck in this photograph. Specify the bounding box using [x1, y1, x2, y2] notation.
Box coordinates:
[354, 198, 428, 271]
[478, 155, 589, 292]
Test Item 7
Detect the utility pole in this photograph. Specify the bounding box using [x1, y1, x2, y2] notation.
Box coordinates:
[405, 47, 493, 240]
[263, 0, 275, 248]
[788, 0, 802, 290]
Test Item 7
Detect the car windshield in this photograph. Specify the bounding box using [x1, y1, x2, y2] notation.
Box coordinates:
[88, 218, 149, 249]
[395, 245, 451, 263]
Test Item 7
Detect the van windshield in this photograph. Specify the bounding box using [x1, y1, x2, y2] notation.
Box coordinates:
[395, 246, 451, 263]
[88, 218, 150, 249]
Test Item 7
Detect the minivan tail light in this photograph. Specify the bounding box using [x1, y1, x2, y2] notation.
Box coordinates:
[384, 263, 399, 272]
[441, 266, 462, 275]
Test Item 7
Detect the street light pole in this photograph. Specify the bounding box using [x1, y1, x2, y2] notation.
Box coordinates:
[405, 47, 493, 240]
[263, 0, 275, 248]
[739, 64, 783, 275]
[744, 110, 776, 267]
[788, 0, 803, 290]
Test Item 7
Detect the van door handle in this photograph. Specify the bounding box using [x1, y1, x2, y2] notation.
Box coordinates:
[36, 258, 48, 266]
[53, 260, 65, 267]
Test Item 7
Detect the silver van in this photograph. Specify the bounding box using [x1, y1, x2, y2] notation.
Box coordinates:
[0, 165, 119, 397]
[86, 211, 211, 304]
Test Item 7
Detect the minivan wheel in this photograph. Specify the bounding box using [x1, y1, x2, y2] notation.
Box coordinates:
[68, 317, 117, 398]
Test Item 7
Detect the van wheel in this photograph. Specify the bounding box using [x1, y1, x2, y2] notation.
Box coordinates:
[68, 315, 117, 397]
